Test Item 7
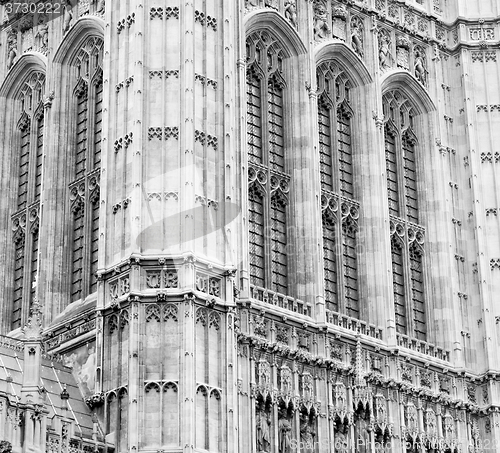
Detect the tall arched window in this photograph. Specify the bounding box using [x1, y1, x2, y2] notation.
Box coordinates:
[246, 31, 290, 295]
[69, 36, 103, 302]
[383, 90, 426, 340]
[10, 72, 45, 329]
[317, 62, 360, 319]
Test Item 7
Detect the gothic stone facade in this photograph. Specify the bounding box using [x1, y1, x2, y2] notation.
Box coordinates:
[0, 0, 500, 452]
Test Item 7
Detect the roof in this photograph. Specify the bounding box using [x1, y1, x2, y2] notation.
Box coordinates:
[0, 335, 94, 439]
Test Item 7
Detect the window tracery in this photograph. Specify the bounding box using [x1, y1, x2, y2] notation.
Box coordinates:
[10, 71, 45, 330]
[383, 89, 426, 340]
[317, 61, 359, 319]
[246, 31, 291, 296]
[69, 36, 103, 302]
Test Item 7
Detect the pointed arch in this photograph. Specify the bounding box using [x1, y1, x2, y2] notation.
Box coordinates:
[0, 53, 47, 99]
[244, 9, 307, 57]
[315, 42, 372, 87]
[52, 16, 105, 65]
[381, 69, 436, 114]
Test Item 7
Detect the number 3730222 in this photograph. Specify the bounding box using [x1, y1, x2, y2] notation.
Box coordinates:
[4, 2, 64, 14]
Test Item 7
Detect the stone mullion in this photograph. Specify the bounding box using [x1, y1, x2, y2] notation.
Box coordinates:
[237, 54, 250, 297]
[261, 73, 273, 290]
[394, 127, 415, 339]
[308, 82, 326, 322]
[81, 79, 97, 296]
[331, 105, 346, 316]
[222, 0, 237, 275]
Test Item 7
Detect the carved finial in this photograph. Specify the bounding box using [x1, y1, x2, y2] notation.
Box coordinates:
[22, 296, 43, 340]
[60, 386, 70, 400]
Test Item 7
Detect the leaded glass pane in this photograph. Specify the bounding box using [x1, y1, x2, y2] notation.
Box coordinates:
[271, 197, 288, 294]
[18, 125, 30, 210]
[322, 216, 338, 312]
[94, 81, 103, 170]
[403, 134, 419, 223]
[391, 238, 407, 335]
[249, 189, 265, 287]
[318, 105, 333, 191]
[12, 239, 24, 330]
[247, 75, 262, 164]
[385, 129, 399, 217]
[268, 81, 285, 173]
[410, 245, 426, 340]
[338, 111, 354, 198]
[76, 92, 88, 180]
[343, 222, 359, 318]
[71, 208, 84, 302]
[35, 117, 44, 201]
[90, 198, 100, 294]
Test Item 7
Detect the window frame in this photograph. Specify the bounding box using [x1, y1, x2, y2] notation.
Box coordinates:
[9, 71, 46, 330]
[67, 36, 103, 303]
[383, 89, 427, 341]
[317, 61, 360, 319]
[246, 31, 292, 296]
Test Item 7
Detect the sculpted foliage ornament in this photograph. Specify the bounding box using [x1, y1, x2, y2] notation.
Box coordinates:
[0, 441, 12, 453]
